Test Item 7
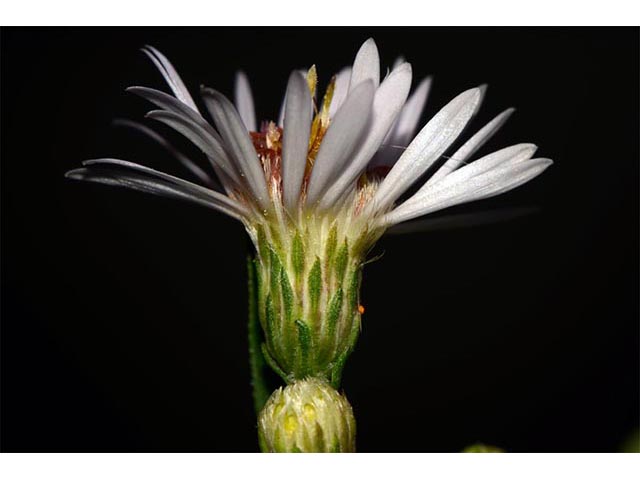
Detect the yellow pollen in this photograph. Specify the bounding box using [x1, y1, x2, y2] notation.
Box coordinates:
[306, 65, 318, 100]
[304, 73, 336, 177]
[265, 122, 281, 150]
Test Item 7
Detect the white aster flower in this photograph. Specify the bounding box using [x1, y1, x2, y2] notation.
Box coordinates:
[66, 37, 552, 385]
[67, 38, 551, 242]
[66, 38, 554, 452]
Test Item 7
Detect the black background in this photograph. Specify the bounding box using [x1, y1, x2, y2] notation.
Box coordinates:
[2, 28, 638, 452]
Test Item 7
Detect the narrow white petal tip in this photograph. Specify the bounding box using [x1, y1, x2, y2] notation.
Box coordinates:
[282, 70, 313, 210]
[467, 87, 485, 112]
[138, 46, 198, 112]
[418, 75, 433, 90]
[350, 38, 381, 91]
[394, 61, 412, 76]
[362, 37, 377, 48]
[392, 56, 406, 70]
[477, 83, 489, 99]
[382, 155, 553, 228]
[525, 143, 538, 152]
[457, 86, 484, 105]
[464, 87, 485, 109]
[234, 70, 257, 132]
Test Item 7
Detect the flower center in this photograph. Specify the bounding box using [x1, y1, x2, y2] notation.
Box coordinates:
[251, 121, 283, 191]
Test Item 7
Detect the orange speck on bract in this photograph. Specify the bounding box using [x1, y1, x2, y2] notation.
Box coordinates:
[358, 305, 365, 314]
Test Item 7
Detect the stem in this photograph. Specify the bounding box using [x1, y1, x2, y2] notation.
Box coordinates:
[247, 256, 269, 416]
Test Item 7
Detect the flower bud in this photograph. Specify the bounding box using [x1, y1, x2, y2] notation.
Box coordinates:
[462, 443, 504, 453]
[251, 222, 369, 384]
[258, 378, 356, 453]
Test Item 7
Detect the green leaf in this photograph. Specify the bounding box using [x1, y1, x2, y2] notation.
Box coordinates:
[265, 293, 277, 349]
[347, 267, 361, 312]
[256, 225, 270, 264]
[261, 343, 289, 382]
[324, 223, 338, 264]
[280, 267, 294, 322]
[330, 314, 361, 388]
[291, 232, 305, 278]
[308, 258, 322, 308]
[326, 287, 344, 340]
[295, 319, 311, 375]
[335, 240, 349, 283]
[247, 257, 269, 416]
[269, 248, 283, 297]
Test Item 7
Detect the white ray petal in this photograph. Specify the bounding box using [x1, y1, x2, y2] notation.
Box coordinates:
[68, 169, 243, 219]
[370, 75, 434, 169]
[127, 87, 223, 144]
[391, 75, 433, 146]
[145, 109, 242, 189]
[141, 46, 198, 112]
[234, 71, 257, 132]
[348, 38, 380, 92]
[281, 71, 313, 211]
[278, 68, 312, 127]
[306, 81, 375, 207]
[277, 92, 286, 128]
[396, 145, 537, 221]
[112, 118, 214, 187]
[427, 107, 515, 186]
[82, 159, 248, 216]
[201, 88, 270, 209]
[68, 158, 250, 220]
[318, 63, 413, 209]
[328, 67, 352, 118]
[369, 87, 484, 214]
[392, 56, 406, 70]
[382, 158, 552, 226]
[415, 143, 537, 199]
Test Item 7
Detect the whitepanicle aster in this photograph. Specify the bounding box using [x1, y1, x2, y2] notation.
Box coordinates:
[66, 38, 552, 385]
[65, 39, 555, 452]
[67, 38, 552, 250]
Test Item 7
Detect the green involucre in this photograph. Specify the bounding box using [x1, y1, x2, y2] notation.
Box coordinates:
[254, 224, 366, 382]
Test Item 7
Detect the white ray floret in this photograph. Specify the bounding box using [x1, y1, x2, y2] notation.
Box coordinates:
[281, 72, 313, 211]
[319, 62, 413, 209]
[368, 86, 485, 215]
[234, 71, 257, 132]
[305, 80, 375, 207]
[67, 37, 552, 244]
[328, 67, 352, 118]
[425, 107, 516, 186]
[349, 38, 380, 92]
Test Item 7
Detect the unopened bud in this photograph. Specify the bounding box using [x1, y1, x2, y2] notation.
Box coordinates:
[463, 443, 504, 453]
[258, 378, 356, 453]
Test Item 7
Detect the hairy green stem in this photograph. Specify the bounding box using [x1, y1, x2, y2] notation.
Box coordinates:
[248, 256, 269, 415]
